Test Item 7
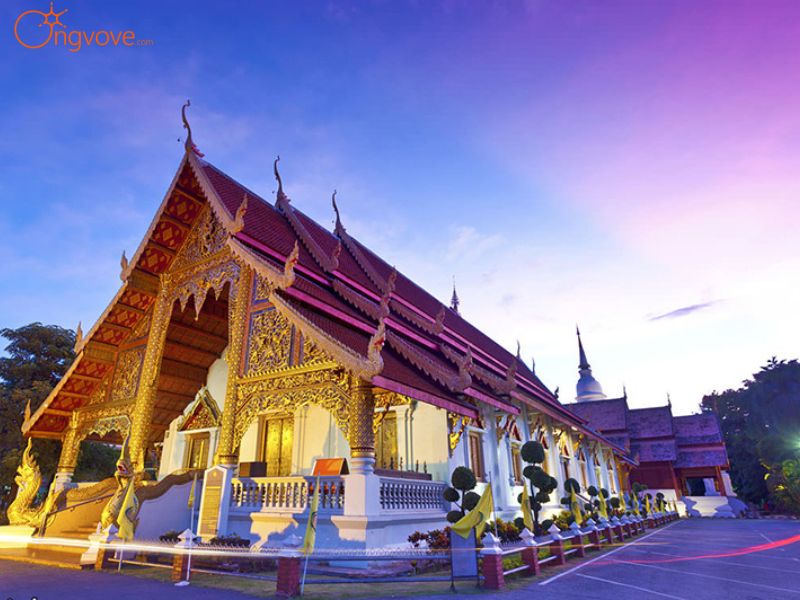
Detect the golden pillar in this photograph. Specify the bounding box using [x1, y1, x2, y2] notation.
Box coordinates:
[128, 285, 172, 470]
[348, 376, 376, 474]
[216, 266, 252, 466]
[55, 418, 81, 485]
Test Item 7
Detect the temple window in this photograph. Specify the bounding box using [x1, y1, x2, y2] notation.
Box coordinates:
[184, 432, 210, 469]
[561, 456, 571, 481]
[557, 431, 571, 482]
[578, 449, 589, 488]
[375, 411, 398, 469]
[593, 452, 602, 487]
[467, 431, 485, 480]
[258, 414, 294, 477]
[607, 461, 618, 493]
[510, 443, 523, 485]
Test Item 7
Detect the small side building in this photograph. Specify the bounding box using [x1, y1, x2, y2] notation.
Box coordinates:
[564, 330, 735, 512]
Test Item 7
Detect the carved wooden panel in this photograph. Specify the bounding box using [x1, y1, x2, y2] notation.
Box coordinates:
[246, 307, 292, 376]
[111, 348, 145, 403]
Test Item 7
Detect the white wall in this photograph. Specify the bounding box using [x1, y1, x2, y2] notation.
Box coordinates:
[157, 348, 228, 478]
[207, 349, 229, 411]
[406, 402, 449, 482]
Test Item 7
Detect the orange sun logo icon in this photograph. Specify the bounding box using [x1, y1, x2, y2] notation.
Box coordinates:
[14, 2, 68, 49]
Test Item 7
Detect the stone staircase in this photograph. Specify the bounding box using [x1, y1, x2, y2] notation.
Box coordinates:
[680, 495, 744, 518]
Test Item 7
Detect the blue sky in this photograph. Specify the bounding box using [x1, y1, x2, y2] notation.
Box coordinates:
[2, 1, 799, 414]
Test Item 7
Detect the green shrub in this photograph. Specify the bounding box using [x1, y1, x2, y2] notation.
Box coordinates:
[443, 487, 459, 502]
[451, 466, 477, 491]
[521, 441, 545, 464]
[443, 466, 478, 523]
[463, 491, 481, 511]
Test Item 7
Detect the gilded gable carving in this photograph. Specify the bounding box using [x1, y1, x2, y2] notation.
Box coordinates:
[301, 334, 330, 366]
[111, 348, 145, 403]
[86, 377, 110, 407]
[179, 387, 221, 431]
[246, 307, 292, 376]
[130, 308, 152, 341]
[254, 273, 272, 302]
[171, 207, 228, 273]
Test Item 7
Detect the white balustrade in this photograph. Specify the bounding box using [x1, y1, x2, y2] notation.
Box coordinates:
[230, 476, 345, 513]
[378, 477, 447, 512]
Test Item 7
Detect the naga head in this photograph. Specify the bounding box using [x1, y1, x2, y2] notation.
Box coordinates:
[14, 438, 39, 490]
[115, 434, 133, 479]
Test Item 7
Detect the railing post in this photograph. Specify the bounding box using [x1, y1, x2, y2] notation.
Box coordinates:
[585, 517, 600, 549]
[171, 528, 194, 582]
[86, 524, 118, 570]
[599, 517, 614, 545]
[621, 515, 633, 536]
[611, 516, 625, 542]
[519, 528, 540, 576]
[636, 515, 645, 533]
[568, 522, 586, 557]
[276, 536, 303, 597]
[548, 524, 566, 566]
[480, 532, 505, 590]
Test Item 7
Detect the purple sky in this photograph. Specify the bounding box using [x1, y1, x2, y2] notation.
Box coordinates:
[1, 1, 799, 414]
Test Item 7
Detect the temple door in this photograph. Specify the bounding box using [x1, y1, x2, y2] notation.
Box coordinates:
[375, 412, 398, 469]
[261, 415, 293, 477]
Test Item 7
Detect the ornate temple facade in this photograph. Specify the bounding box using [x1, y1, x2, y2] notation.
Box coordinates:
[566, 331, 733, 504]
[18, 115, 637, 549]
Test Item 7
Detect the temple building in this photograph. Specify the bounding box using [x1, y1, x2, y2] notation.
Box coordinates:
[565, 329, 738, 515]
[15, 108, 636, 551]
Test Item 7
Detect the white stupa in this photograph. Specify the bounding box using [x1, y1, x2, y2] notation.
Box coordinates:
[575, 326, 607, 402]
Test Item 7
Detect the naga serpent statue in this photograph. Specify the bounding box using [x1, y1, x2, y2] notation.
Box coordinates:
[99, 433, 140, 532]
[7, 438, 56, 527]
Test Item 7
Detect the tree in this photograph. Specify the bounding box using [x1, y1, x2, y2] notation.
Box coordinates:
[0, 323, 75, 502]
[702, 357, 800, 513]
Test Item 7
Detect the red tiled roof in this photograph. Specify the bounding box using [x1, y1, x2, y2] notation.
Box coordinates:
[198, 158, 576, 421]
[673, 413, 724, 446]
[631, 438, 678, 462]
[674, 448, 729, 469]
[565, 397, 629, 431]
[628, 406, 675, 439]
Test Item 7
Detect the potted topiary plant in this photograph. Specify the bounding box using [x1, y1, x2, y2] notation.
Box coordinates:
[443, 466, 480, 523]
[513, 440, 558, 535]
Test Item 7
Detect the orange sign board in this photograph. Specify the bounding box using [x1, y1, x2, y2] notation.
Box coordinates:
[312, 458, 349, 476]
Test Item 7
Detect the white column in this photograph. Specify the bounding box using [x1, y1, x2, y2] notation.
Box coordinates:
[544, 420, 563, 490]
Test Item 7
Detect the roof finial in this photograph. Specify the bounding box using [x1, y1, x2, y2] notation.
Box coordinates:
[623, 384, 628, 399]
[667, 392, 672, 407]
[274, 156, 287, 202]
[332, 189, 344, 233]
[120, 250, 128, 281]
[516, 340, 522, 360]
[23, 398, 31, 423]
[576, 324, 590, 370]
[531, 356, 536, 374]
[74, 321, 83, 353]
[450, 276, 460, 315]
[181, 100, 204, 157]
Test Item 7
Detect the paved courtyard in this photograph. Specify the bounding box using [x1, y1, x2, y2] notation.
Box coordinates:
[1, 519, 798, 600]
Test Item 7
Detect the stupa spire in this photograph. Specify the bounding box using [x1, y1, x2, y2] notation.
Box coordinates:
[575, 325, 606, 403]
[577, 325, 590, 370]
[450, 277, 460, 315]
